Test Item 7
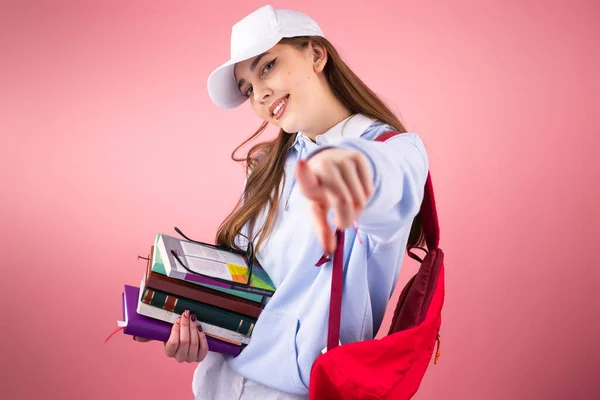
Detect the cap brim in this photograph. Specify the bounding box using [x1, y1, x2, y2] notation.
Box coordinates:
[207, 61, 246, 109]
[207, 36, 282, 110]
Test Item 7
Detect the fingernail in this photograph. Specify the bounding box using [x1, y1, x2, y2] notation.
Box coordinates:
[191, 313, 197, 322]
[175, 317, 181, 325]
[133, 336, 137, 341]
[197, 324, 203, 332]
[183, 310, 189, 319]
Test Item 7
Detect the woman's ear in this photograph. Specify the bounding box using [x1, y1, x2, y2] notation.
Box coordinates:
[310, 41, 328, 73]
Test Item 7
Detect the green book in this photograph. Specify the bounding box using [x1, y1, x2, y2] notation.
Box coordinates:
[141, 285, 256, 336]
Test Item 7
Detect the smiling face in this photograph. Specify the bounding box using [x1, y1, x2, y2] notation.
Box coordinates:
[233, 41, 332, 135]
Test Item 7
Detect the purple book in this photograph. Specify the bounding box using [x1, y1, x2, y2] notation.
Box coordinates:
[120, 285, 242, 357]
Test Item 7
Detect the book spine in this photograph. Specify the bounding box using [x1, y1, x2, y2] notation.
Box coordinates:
[143, 288, 256, 336]
[146, 273, 264, 319]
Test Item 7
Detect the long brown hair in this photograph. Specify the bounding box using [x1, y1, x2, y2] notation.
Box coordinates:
[215, 36, 425, 254]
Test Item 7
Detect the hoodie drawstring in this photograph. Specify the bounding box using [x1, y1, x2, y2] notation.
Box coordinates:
[285, 139, 305, 211]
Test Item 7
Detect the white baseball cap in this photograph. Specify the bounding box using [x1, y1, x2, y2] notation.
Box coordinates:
[207, 5, 324, 109]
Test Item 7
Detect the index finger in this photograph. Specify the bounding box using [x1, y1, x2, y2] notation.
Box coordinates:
[176, 311, 191, 362]
[311, 201, 336, 256]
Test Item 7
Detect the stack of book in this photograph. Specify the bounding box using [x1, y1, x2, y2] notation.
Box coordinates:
[114, 230, 276, 357]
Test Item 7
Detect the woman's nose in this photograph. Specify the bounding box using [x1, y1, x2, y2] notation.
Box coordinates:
[253, 84, 273, 103]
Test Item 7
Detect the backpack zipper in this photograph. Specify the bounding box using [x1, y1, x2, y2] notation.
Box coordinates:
[434, 332, 441, 364]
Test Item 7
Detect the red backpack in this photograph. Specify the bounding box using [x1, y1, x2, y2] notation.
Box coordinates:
[309, 131, 444, 399]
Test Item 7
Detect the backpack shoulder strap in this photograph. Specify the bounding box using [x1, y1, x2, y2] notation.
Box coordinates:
[325, 131, 440, 352]
[373, 131, 440, 250]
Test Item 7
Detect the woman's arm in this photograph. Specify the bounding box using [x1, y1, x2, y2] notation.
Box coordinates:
[297, 132, 428, 252]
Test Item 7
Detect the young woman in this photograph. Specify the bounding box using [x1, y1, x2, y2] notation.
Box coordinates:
[135, 5, 429, 399]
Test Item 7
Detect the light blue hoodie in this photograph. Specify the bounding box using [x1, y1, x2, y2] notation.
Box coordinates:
[205, 113, 428, 396]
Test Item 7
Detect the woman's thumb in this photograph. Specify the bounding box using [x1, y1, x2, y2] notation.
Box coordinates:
[132, 336, 153, 342]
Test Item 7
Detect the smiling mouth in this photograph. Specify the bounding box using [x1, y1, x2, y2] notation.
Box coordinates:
[271, 95, 289, 120]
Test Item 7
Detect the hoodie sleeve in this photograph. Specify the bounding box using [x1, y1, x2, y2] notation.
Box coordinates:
[306, 132, 429, 245]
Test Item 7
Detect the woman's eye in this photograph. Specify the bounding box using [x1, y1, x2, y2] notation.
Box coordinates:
[243, 59, 276, 97]
[262, 59, 276, 74]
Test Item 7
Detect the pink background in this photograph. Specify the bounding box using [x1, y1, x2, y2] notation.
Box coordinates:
[1, 0, 598, 399]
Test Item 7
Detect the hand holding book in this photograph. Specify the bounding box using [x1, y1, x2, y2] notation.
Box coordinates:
[110, 227, 276, 358]
[133, 309, 209, 364]
[166, 310, 209, 363]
